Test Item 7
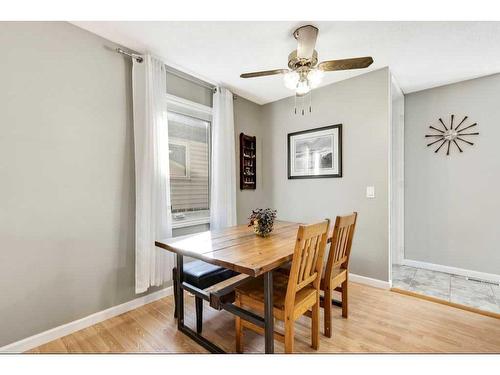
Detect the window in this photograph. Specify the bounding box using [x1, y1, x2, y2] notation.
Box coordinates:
[167, 110, 211, 228]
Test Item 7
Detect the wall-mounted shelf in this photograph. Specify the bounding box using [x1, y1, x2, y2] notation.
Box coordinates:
[240, 133, 256, 190]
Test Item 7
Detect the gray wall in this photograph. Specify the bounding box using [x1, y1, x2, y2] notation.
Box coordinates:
[405, 74, 500, 274]
[234, 97, 270, 224]
[261, 68, 391, 281]
[0, 21, 164, 347]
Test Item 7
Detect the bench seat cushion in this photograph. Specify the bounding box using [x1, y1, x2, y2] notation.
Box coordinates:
[182, 260, 239, 290]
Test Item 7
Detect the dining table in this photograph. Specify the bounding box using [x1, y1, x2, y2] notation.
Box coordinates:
[155, 220, 302, 354]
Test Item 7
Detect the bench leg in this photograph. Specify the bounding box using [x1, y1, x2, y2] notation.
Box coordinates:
[235, 296, 243, 353]
[195, 296, 203, 334]
[173, 268, 178, 319]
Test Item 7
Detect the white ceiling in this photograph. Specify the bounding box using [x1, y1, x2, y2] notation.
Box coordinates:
[72, 21, 500, 105]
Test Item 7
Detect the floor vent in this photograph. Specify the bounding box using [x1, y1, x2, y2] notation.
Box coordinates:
[466, 277, 500, 286]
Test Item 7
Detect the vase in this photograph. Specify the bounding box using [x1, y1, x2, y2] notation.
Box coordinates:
[253, 219, 273, 237]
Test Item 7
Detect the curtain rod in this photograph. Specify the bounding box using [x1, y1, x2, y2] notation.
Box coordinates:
[165, 65, 216, 91]
[213, 87, 237, 100]
[166, 67, 237, 99]
[115, 47, 236, 99]
[116, 48, 143, 63]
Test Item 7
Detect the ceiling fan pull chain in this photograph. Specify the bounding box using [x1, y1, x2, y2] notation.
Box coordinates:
[294, 94, 297, 115]
[309, 90, 312, 113]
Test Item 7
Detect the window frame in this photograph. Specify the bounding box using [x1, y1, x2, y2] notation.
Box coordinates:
[166, 93, 212, 230]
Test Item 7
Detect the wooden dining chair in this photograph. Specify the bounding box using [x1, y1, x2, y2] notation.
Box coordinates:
[320, 212, 358, 337]
[234, 220, 330, 353]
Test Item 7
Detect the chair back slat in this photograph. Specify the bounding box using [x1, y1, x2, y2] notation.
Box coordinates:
[297, 238, 310, 282]
[285, 220, 330, 309]
[336, 225, 349, 262]
[325, 213, 358, 281]
[303, 235, 318, 279]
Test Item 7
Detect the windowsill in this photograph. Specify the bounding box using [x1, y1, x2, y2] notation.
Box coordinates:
[172, 217, 210, 229]
[171, 209, 210, 229]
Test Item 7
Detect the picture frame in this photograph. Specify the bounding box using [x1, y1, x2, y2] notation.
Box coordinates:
[287, 124, 342, 179]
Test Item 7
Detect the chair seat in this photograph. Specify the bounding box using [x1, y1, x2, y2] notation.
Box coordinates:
[182, 260, 238, 290]
[235, 272, 316, 311]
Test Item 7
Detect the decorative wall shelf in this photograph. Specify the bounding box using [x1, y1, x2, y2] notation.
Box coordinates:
[239, 133, 256, 190]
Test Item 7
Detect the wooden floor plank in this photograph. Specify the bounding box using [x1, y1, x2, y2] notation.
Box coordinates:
[28, 282, 500, 353]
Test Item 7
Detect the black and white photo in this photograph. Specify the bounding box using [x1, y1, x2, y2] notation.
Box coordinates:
[287, 124, 342, 179]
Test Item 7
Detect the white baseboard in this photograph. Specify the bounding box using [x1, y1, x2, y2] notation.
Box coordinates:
[0, 286, 173, 353]
[402, 259, 500, 284]
[349, 272, 391, 290]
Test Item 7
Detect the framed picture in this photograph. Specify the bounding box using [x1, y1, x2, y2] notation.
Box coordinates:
[287, 124, 342, 179]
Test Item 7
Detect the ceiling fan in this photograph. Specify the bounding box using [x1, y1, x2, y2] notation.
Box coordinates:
[240, 25, 374, 97]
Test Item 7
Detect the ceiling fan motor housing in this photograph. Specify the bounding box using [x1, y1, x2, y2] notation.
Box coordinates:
[288, 50, 318, 70]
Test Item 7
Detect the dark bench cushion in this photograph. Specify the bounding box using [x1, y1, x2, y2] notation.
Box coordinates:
[182, 260, 239, 290]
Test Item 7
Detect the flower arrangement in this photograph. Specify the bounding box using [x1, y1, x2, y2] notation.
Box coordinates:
[248, 208, 277, 237]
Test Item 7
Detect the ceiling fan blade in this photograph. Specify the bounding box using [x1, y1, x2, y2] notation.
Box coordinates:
[240, 69, 289, 78]
[318, 56, 374, 72]
[294, 25, 318, 59]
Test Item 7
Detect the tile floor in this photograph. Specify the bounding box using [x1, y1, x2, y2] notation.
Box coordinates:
[392, 264, 500, 314]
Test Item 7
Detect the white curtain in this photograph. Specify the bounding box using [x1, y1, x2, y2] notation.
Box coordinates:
[132, 54, 174, 293]
[210, 87, 237, 230]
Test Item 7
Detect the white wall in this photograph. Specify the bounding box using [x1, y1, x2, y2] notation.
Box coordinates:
[405, 73, 500, 275]
[390, 77, 405, 266]
[262, 68, 391, 282]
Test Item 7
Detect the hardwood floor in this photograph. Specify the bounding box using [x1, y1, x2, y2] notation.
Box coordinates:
[29, 282, 500, 353]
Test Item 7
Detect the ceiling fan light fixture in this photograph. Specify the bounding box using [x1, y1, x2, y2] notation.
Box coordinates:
[296, 79, 311, 96]
[307, 68, 323, 88]
[283, 71, 300, 90]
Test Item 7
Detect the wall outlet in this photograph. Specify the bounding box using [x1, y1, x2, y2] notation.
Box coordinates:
[366, 186, 375, 198]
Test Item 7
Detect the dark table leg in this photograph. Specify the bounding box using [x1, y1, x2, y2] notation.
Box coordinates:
[174, 253, 272, 354]
[175, 254, 184, 330]
[263, 270, 274, 354]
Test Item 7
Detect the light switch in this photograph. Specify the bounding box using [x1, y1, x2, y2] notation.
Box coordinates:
[366, 186, 375, 198]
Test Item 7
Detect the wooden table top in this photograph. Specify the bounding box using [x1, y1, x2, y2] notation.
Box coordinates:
[155, 221, 301, 277]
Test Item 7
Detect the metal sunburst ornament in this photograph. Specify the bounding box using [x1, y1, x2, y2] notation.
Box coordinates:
[425, 115, 479, 155]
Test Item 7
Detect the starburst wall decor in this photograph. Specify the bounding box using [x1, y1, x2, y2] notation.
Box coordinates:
[425, 115, 479, 155]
